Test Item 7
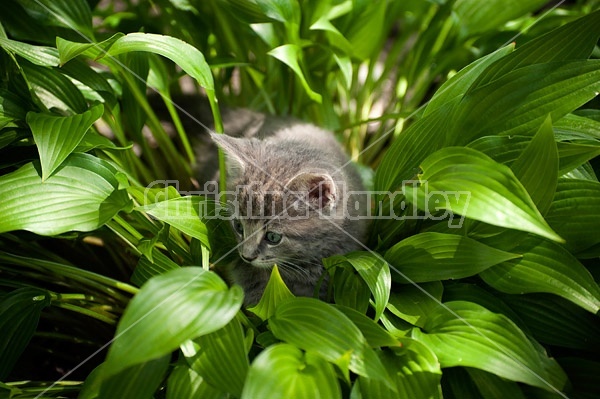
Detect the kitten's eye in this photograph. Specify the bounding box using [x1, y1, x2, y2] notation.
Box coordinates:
[232, 219, 244, 235]
[265, 231, 282, 245]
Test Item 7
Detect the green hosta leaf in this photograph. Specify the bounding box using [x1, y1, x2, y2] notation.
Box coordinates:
[0, 288, 51, 380]
[184, 318, 249, 397]
[27, 103, 103, 180]
[503, 294, 600, 351]
[131, 249, 180, 287]
[33, 0, 94, 39]
[386, 282, 443, 328]
[167, 363, 223, 399]
[326, 252, 391, 320]
[344, 0, 388, 60]
[269, 297, 389, 381]
[412, 301, 567, 391]
[454, 60, 600, 142]
[56, 34, 124, 65]
[136, 196, 211, 251]
[0, 37, 59, 67]
[254, 0, 300, 24]
[268, 44, 322, 102]
[404, 147, 563, 242]
[358, 338, 442, 399]
[510, 116, 558, 215]
[554, 112, 600, 141]
[545, 178, 600, 256]
[241, 344, 341, 399]
[385, 232, 520, 283]
[60, 58, 118, 107]
[334, 306, 400, 348]
[102, 267, 243, 378]
[102, 33, 213, 92]
[472, 10, 600, 89]
[453, 0, 547, 36]
[20, 61, 87, 114]
[424, 44, 514, 115]
[0, 153, 131, 235]
[466, 368, 527, 399]
[332, 264, 370, 314]
[248, 265, 294, 321]
[95, 357, 170, 399]
[0, 89, 28, 120]
[479, 236, 600, 314]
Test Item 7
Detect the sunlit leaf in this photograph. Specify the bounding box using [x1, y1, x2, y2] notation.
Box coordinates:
[268, 44, 322, 102]
[385, 232, 520, 283]
[27, 103, 103, 180]
[241, 344, 341, 399]
[0, 37, 59, 67]
[0, 154, 131, 235]
[247, 265, 294, 321]
[412, 301, 567, 391]
[480, 236, 600, 314]
[403, 147, 563, 242]
[136, 196, 211, 251]
[166, 363, 223, 399]
[102, 267, 243, 378]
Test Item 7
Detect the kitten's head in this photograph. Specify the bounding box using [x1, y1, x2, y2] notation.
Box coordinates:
[210, 133, 349, 279]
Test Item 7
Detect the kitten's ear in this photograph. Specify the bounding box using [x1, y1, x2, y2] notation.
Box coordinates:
[286, 171, 337, 209]
[209, 132, 247, 174]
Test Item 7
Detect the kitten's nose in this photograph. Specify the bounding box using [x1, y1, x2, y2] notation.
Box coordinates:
[240, 253, 258, 263]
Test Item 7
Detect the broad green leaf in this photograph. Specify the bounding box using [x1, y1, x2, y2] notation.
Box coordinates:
[20, 61, 87, 114]
[554, 112, 600, 141]
[241, 344, 341, 399]
[247, 265, 294, 321]
[344, 0, 388, 60]
[374, 99, 456, 193]
[334, 305, 400, 348]
[102, 33, 214, 92]
[131, 249, 180, 287]
[385, 232, 520, 283]
[97, 357, 170, 399]
[424, 44, 514, 115]
[0, 287, 51, 380]
[310, 17, 353, 55]
[412, 301, 567, 391]
[59, 58, 118, 107]
[167, 363, 223, 399]
[184, 318, 249, 397]
[403, 147, 563, 242]
[510, 116, 558, 215]
[480, 236, 600, 314]
[137, 196, 211, 251]
[332, 264, 371, 314]
[359, 338, 442, 399]
[32, 0, 94, 39]
[27, 103, 103, 180]
[0, 37, 59, 66]
[471, 10, 600, 89]
[56, 34, 124, 65]
[453, 0, 547, 37]
[268, 44, 322, 102]
[386, 282, 443, 328]
[326, 252, 391, 320]
[466, 368, 527, 399]
[0, 153, 131, 235]
[269, 297, 389, 381]
[503, 294, 600, 351]
[254, 0, 300, 24]
[102, 267, 243, 378]
[454, 60, 600, 141]
[545, 178, 600, 256]
[0, 88, 28, 120]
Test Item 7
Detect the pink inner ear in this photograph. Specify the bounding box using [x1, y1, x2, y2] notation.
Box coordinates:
[307, 176, 336, 209]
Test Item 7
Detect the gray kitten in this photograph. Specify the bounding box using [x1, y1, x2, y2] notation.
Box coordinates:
[209, 119, 368, 305]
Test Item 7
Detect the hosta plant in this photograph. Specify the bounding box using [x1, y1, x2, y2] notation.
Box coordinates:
[0, 1, 599, 398]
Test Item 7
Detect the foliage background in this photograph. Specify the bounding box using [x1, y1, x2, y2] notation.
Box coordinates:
[0, 0, 599, 398]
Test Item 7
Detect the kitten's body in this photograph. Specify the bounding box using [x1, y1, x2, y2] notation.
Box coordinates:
[189, 104, 368, 305]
